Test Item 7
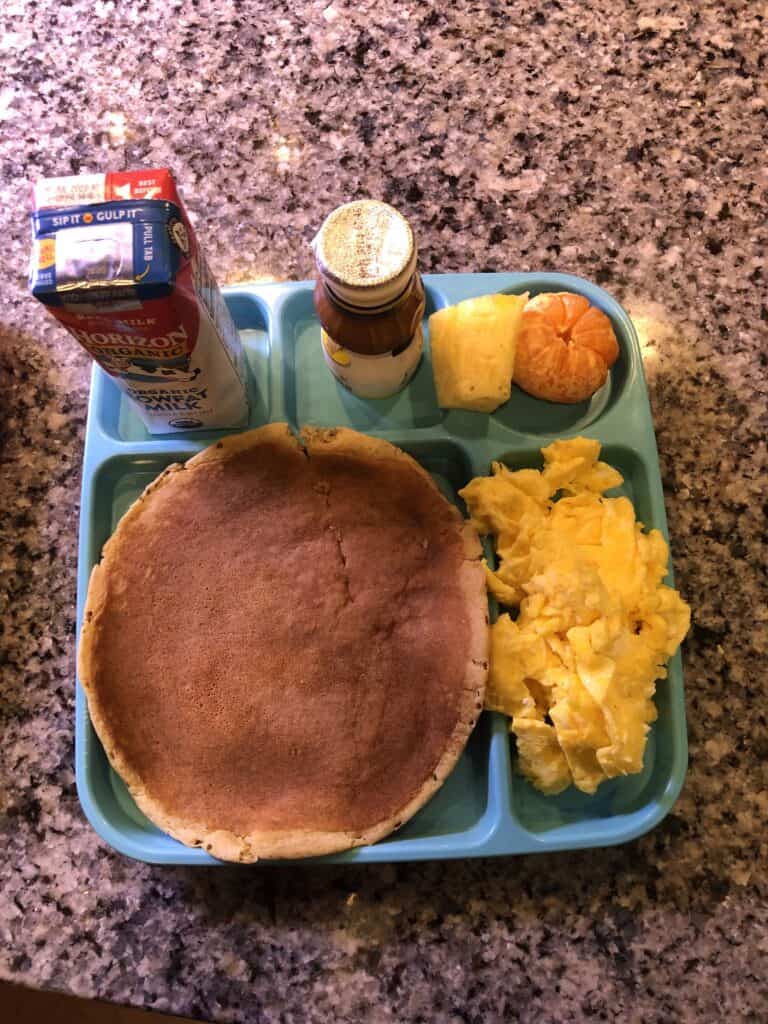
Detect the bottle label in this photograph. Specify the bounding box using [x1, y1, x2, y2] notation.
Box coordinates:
[321, 323, 424, 400]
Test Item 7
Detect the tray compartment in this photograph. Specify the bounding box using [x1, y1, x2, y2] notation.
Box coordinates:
[492, 371, 627, 439]
[77, 439, 507, 864]
[508, 663, 687, 848]
[278, 283, 447, 432]
[492, 276, 636, 438]
[479, 442, 687, 845]
[509, 730, 660, 842]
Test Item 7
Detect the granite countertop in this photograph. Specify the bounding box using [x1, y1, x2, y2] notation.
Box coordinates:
[1, 0, 766, 1020]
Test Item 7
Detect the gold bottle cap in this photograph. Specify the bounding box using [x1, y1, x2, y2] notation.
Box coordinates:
[313, 200, 416, 309]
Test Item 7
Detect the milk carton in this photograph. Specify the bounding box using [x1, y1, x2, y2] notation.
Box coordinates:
[29, 169, 249, 433]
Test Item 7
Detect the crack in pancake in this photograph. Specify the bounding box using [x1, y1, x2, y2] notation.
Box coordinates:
[78, 424, 488, 861]
[315, 479, 354, 608]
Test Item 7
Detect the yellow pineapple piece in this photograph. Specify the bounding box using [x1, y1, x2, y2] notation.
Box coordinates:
[428, 293, 527, 412]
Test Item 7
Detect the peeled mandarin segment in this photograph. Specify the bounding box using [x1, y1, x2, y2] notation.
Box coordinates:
[525, 293, 564, 331]
[558, 292, 591, 329]
[518, 313, 556, 357]
[571, 306, 620, 365]
[526, 291, 590, 333]
[513, 291, 620, 404]
[564, 345, 603, 376]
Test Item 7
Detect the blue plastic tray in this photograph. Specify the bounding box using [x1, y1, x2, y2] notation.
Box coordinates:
[75, 272, 687, 865]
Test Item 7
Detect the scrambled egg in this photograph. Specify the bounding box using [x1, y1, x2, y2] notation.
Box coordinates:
[459, 437, 690, 795]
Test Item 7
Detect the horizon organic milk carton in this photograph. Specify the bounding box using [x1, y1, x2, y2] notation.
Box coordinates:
[29, 168, 249, 433]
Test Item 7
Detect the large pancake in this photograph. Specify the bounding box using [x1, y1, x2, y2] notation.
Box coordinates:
[78, 424, 488, 861]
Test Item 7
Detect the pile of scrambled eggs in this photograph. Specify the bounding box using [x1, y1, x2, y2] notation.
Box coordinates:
[459, 437, 690, 795]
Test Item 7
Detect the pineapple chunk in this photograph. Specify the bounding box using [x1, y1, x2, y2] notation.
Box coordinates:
[429, 293, 527, 412]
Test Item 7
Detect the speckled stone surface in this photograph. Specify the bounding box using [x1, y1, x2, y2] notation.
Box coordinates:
[1, 0, 767, 1021]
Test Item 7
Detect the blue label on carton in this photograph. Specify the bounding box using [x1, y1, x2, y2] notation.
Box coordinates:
[30, 200, 185, 305]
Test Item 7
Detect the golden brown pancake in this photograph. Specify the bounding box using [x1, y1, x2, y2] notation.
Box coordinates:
[78, 424, 488, 861]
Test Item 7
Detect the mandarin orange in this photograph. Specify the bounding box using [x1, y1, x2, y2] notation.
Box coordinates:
[513, 292, 620, 404]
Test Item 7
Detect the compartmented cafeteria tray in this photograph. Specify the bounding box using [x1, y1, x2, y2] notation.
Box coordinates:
[75, 271, 687, 865]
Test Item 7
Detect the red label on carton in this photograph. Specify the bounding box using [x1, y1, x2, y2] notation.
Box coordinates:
[30, 168, 249, 433]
